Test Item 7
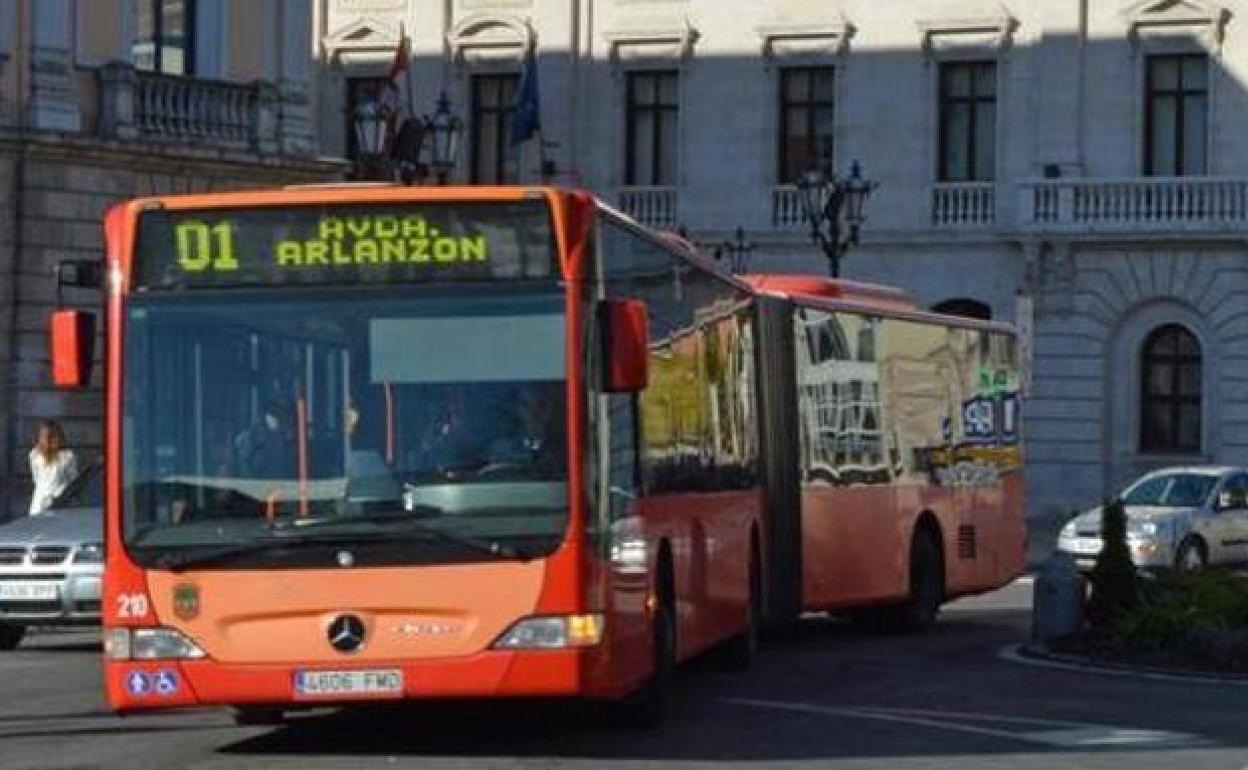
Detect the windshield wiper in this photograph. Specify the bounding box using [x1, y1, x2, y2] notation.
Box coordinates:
[152, 532, 366, 572]
[284, 509, 534, 562]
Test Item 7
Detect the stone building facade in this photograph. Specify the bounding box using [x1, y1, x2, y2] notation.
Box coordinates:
[318, 0, 1248, 529]
[0, 0, 341, 518]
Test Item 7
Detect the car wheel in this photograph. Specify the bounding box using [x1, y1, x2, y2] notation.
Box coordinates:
[0, 623, 25, 651]
[1174, 536, 1207, 573]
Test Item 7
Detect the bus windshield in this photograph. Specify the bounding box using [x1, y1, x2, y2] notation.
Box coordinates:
[121, 287, 569, 569]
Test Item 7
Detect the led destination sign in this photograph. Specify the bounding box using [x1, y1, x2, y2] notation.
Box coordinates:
[133, 200, 555, 289]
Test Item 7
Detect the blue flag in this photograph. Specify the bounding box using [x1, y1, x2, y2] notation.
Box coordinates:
[511, 48, 541, 146]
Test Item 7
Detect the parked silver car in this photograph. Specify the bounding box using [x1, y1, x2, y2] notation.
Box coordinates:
[1056, 466, 1248, 572]
[0, 460, 103, 650]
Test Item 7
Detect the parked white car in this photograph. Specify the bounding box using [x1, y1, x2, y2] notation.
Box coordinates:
[1057, 466, 1248, 572]
[0, 459, 103, 650]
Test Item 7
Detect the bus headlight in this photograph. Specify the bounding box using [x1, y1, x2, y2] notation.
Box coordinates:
[106, 627, 206, 660]
[493, 615, 604, 649]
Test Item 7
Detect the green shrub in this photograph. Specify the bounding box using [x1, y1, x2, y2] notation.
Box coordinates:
[1087, 497, 1139, 629]
[1103, 569, 1248, 670]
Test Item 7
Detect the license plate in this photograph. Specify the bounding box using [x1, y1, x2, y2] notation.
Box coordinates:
[294, 669, 403, 698]
[0, 581, 59, 601]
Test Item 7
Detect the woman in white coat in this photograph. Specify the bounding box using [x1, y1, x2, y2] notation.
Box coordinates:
[29, 420, 78, 515]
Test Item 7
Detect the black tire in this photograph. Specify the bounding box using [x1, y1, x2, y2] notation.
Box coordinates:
[612, 567, 676, 728]
[859, 526, 944, 634]
[232, 707, 287, 727]
[1174, 536, 1208, 573]
[0, 623, 25, 651]
[718, 539, 761, 671]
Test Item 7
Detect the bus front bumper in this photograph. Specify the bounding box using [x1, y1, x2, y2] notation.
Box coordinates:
[104, 648, 598, 711]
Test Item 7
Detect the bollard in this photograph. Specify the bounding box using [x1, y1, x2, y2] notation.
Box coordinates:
[1032, 551, 1085, 643]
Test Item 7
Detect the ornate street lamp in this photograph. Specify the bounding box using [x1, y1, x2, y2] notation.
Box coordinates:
[796, 147, 877, 278]
[352, 97, 395, 181]
[715, 226, 755, 273]
[351, 91, 463, 185]
[425, 91, 464, 185]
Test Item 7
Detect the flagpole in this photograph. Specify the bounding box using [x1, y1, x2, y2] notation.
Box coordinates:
[400, 24, 415, 123]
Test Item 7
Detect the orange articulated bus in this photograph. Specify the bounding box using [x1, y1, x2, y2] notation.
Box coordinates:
[46, 185, 1023, 726]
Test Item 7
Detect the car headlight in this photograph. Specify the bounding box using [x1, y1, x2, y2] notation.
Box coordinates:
[1128, 521, 1160, 538]
[106, 627, 205, 660]
[73, 543, 105, 564]
[492, 615, 604, 649]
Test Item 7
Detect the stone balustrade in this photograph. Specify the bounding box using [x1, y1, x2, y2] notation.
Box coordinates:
[98, 61, 310, 157]
[771, 185, 808, 228]
[1019, 177, 1248, 232]
[619, 186, 679, 229]
[932, 182, 995, 227]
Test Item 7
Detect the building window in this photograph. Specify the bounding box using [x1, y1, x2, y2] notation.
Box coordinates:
[932, 298, 992, 320]
[1140, 324, 1201, 454]
[1145, 54, 1208, 176]
[345, 77, 390, 163]
[778, 67, 835, 183]
[470, 73, 520, 184]
[625, 71, 679, 186]
[938, 61, 996, 182]
[133, 0, 195, 76]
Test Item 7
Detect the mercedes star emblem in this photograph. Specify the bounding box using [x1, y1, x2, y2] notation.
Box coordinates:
[327, 614, 366, 654]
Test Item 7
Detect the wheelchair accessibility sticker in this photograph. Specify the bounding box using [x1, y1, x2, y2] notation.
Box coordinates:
[125, 669, 180, 697]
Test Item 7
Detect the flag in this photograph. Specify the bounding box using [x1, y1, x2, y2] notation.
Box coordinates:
[388, 25, 410, 84]
[510, 46, 541, 146]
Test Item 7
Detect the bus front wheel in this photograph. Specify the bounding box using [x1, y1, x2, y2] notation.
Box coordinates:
[611, 567, 676, 728]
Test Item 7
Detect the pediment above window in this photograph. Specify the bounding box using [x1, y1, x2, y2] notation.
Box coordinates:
[756, 16, 855, 60]
[916, 10, 1019, 56]
[603, 18, 699, 66]
[1122, 0, 1231, 48]
[447, 12, 535, 66]
[323, 17, 403, 70]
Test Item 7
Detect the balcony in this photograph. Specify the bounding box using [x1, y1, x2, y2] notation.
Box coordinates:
[932, 182, 995, 228]
[99, 61, 286, 156]
[772, 185, 808, 228]
[1019, 177, 1248, 233]
[618, 186, 678, 229]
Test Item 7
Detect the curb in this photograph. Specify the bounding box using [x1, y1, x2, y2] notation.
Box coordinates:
[999, 643, 1248, 687]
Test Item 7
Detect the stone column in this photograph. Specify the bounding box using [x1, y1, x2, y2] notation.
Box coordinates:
[252, 80, 281, 155]
[279, 0, 316, 157]
[99, 61, 139, 140]
[27, 0, 82, 132]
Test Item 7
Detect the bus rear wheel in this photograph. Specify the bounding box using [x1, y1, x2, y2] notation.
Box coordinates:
[718, 539, 760, 671]
[856, 526, 944, 634]
[0, 623, 25, 651]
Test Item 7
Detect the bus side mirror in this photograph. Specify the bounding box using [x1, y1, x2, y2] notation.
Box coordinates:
[49, 310, 96, 388]
[601, 299, 649, 393]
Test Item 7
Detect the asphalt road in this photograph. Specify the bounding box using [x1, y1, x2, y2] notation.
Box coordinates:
[4, 580, 1248, 770]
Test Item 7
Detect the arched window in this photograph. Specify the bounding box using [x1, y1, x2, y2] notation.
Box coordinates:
[1140, 324, 1201, 454]
[932, 298, 992, 320]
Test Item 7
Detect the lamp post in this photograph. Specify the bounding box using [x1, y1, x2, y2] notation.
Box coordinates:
[715, 226, 755, 273]
[796, 147, 877, 278]
[351, 90, 463, 185]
